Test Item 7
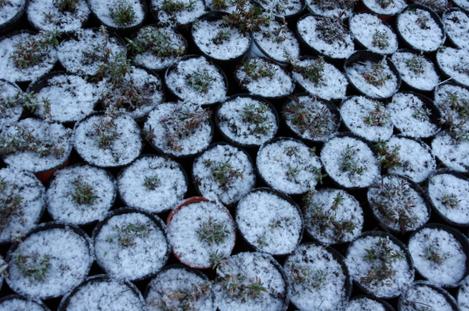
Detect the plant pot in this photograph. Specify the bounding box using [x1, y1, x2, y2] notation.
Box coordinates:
[431, 131, 469, 173]
[436, 46, 469, 88]
[0, 79, 23, 128]
[150, 0, 205, 27]
[305, 0, 355, 19]
[87, 0, 147, 32]
[0, 0, 27, 33]
[398, 281, 459, 311]
[346, 296, 396, 311]
[0, 294, 50, 311]
[443, 8, 469, 49]
[361, 0, 407, 16]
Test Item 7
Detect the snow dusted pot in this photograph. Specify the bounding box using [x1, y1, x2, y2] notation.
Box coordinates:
[459, 275, 469, 310]
[145, 265, 215, 310]
[367, 175, 431, 233]
[282, 94, 340, 143]
[250, 19, 300, 64]
[408, 224, 469, 287]
[361, 0, 407, 16]
[0, 167, 45, 244]
[436, 47, 469, 87]
[344, 51, 400, 99]
[46, 165, 116, 225]
[214, 252, 288, 311]
[166, 197, 236, 269]
[0, 295, 49, 311]
[26, 0, 90, 33]
[345, 231, 415, 299]
[398, 281, 459, 311]
[284, 243, 351, 311]
[0, 79, 22, 128]
[93, 209, 169, 281]
[144, 102, 213, 158]
[0, 31, 58, 83]
[57, 28, 126, 77]
[340, 96, 393, 142]
[255, 0, 305, 18]
[87, 0, 146, 31]
[296, 15, 355, 60]
[346, 296, 395, 311]
[117, 155, 188, 214]
[390, 51, 440, 91]
[427, 170, 469, 227]
[256, 137, 322, 195]
[235, 57, 295, 99]
[388, 92, 440, 139]
[6, 223, 93, 300]
[349, 13, 398, 55]
[432, 131, 469, 173]
[130, 25, 187, 72]
[215, 95, 278, 148]
[443, 9, 469, 49]
[192, 143, 256, 205]
[291, 56, 349, 101]
[453, 0, 469, 12]
[58, 275, 146, 311]
[320, 135, 381, 189]
[165, 55, 227, 106]
[303, 188, 364, 245]
[0, 118, 72, 174]
[150, 0, 205, 27]
[305, 0, 356, 19]
[191, 12, 251, 62]
[73, 113, 142, 168]
[374, 135, 437, 183]
[0, 0, 26, 32]
[236, 188, 303, 255]
[27, 72, 99, 123]
[396, 5, 446, 52]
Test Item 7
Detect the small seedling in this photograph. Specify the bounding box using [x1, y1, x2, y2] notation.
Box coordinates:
[362, 62, 392, 87]
[314, 0, 357, 10]
[53, 0, 78, 12]
[241, 104, 270, 135]
[71, 179, 97, 205]
[374, 141, 401, 169]
[223, 1, 269, 33]
[115, 223, 150, 247]
[143, 175, 160, 190]
[424, 245, 446, 265]
[11, 32, 59, 69]
[208, 161, 242, 190]
[212, 29, 231, 45]
[186, 70, 214, 93]
[162, 0, 195, 13]
[440, 193, 459, 209]
[294, 58, 325, 85]
[316, 17, 345, 44]
[94, 119, 119, 150]
[212, 0, 228, 10]
[363, 105, 388, 126]
[372, 31, 389, 49]
[284, 100, 332, 137]
[405, 55, 425, 75]
[416, 15, 430, 29]
[339, 145, 365, 177]
[110, 0, 136, 26]
[15, 253, 51, 282]
[0, 192, 23, 232]
[127, 27, 184, 58]
[221, 273, 268, 301]
[361, 238, 403, 285]
[196, 217, 230, 246]
[377, 0, 393, 8]
[242, 60, 274, 80]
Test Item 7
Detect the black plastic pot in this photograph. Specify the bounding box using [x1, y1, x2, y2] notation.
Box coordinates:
[398, 281, 459, 311]
[87, 0, 147, 33]
[0, 294, 50, 310]
[215, 94, 279, 149]
[348, 295, 396, 311]
[0, 0, 27, 34]
[344, 50, 402, 100]
[442, 8, 469, 49]
[436, 47, 469, 88]
[91, 208, 170, 282]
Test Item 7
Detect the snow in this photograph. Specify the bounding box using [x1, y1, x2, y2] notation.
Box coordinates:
[166, 56, 227, 105]
[33, 74, 98, 123]
[0, 167, 45, 243]
[257, 138, 322, 195]
[434, 84, 469, 138]
[0, 296, 47, 311]
[459, 275, 469, 311]
[193, 144, 255, 205]
[146, 267, 214, 310]
[292, 58, 348, 100]
[391, 52, 439, 91]
[346, 297, 386, 311]
[74, 114, 142, 168]
[443, 10, 469, 49]
[27, 0, 89, 32]
[7, 226, 92, 299]
[362, 0, 406, 15]
[0, 0, 25, 25]
[217, 96, 277, 146]
[0, 80, 22, 129]
[437, 47, 469, 87]
[144, 102, 213, 157]
[340, 96, 393, 142]
[397, 7, 445, 52]
[305, 0, 354, 18]
[236, 58, 294, 98]
[257, 0, 303, 17]
[214, 252, 287, 311]
[88, 0, 144, 28]
[297, 15, 355, 59]
[47, 165, 115, 225]
[453, 0, 469, 10]
[320, 136, 380, 188]
[192, 19, 250, 61]
[304, 188, 363, 245]
[428, 173, 469, 225]
[388, 93, 439, 138]
[400, 282, 456, 311]
[236, 189, 302, 255]
[432, 131, 469, 173]
[151, 0, 205, 25]
[408, 227, 466, 287]
[346, 234, 414, 298]
[63, 276, 145, 311]
[167, 200, 236, 268]
[118, 155, 187, 213]
[94, 211, 169, 280]
[350, 13, 398, 54]
[284, 243, 349, 311]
